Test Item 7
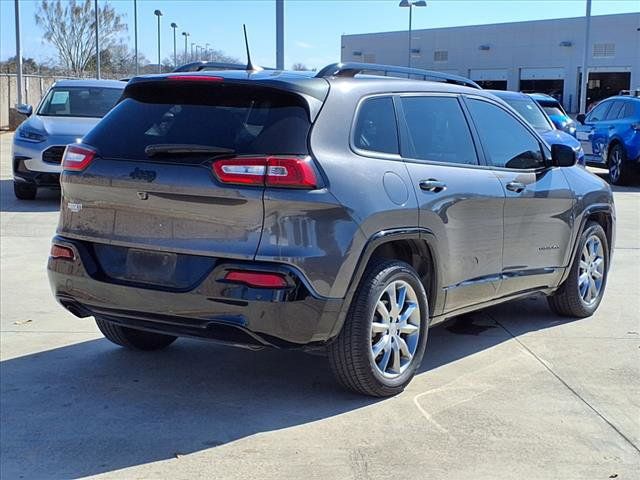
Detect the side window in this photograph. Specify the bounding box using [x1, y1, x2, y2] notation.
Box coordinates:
[399, 96, 478, 165]
[587, 101, 612, 122]
[466, 98, 544, 169]
[621, 102, 636, 119]
[353, 97, 399, 155]
[605, 101, 624, 120]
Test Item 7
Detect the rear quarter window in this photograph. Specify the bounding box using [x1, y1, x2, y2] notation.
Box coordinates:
[83, 82, 311, 160]
[352, 96, 399, 155]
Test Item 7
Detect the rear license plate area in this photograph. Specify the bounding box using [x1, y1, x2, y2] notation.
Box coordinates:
[125, 249, 177, 284]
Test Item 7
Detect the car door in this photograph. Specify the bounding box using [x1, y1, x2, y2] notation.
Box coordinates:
[464, 96, 575, 298]
[576, 100, 613, 165]
[396, 94, 506, 313]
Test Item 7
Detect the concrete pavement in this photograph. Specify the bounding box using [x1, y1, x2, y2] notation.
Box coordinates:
[1, 132, 638, 479]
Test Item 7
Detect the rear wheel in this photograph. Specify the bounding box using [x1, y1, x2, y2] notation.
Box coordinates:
[608, 143, 633, 186]
[13, 181, 37, 200]
[328, 260, 429, 397]
[548, 222, 609, 318]
[95, 317, 177, 351]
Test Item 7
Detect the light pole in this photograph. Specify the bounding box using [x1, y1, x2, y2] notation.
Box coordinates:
[171, 22, 178, 68]
[205, 43, 210, 61]
[94, 0, 100, 78]
[579, 0, 592, 113]
[182, 32, 189, 64]
[399, 0, 426, 69]
[133, 0, 138, 75]
[154, 9, 163, 73]
[276, 0, 284, 70]
[14, 0, 23, 106]
[191, 42, 195, 62]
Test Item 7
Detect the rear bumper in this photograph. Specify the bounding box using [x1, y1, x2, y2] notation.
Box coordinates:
[47, 236, 344, 348]
[13, 157, 61, 187]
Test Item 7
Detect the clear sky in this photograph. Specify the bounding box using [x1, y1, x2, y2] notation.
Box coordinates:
[1, 0, 638, 70]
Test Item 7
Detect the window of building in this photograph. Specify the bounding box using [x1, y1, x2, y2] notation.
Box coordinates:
[433, 50, 448, 62]
[466, 98, 544, 169]
[399, 96, 478, 165]
[592, 43, 615, 58]
[353, 96, 399, 155]
[363, 53, 376, 63]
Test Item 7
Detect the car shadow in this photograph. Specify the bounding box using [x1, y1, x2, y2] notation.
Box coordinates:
[0, 295, 581, 479]
[0, 179, 60, 212]
[588, 168, 640, 193]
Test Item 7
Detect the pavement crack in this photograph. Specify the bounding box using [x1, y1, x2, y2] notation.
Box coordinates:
[489, 313, 640, 456]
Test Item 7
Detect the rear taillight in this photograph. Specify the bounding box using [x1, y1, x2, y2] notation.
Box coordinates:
[50, 244, 75, 261]
[224, 270, 288, 289]
[213, 156, 318, 189]
[62, 145, 96, 171]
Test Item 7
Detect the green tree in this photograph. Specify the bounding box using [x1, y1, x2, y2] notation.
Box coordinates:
[35, 0, 126, 76]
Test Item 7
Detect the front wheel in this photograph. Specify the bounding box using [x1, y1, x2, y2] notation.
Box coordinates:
[547, 222, 609, 318]
[328, 260, 429, 397]
[608, 143, 633, 186]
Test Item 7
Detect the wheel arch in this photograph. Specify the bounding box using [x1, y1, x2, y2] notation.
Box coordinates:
[327, 228, 444, 340]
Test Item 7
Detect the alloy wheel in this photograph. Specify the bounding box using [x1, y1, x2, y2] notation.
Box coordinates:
[609, 148, 621, 183]
[578, 234, 605, 305]
[369, 280, 421, 378]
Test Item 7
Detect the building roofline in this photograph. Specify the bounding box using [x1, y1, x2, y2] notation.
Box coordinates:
[341, 12, 638, 39]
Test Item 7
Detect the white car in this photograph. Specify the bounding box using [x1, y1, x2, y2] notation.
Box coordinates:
[12, 79, 124, 200]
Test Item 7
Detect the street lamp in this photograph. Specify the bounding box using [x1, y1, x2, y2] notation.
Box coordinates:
[94, 0, 100, 78]
[133, 0, 138, 75]
[182, 32, 189, 64]
[154, 9, 162, 73]
[170, 22, 178, 68]
[399, 0, 426, 69]
[191, 42, 195, 62]
[205, 43, 210, 61]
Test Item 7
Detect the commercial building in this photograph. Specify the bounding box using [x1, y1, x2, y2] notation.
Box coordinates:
[341, 13, 639, 112]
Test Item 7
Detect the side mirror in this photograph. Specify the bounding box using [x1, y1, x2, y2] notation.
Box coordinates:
[551, 144, 577, 167]
[16, 104, 33, 116]
[576, 113, 586, 125]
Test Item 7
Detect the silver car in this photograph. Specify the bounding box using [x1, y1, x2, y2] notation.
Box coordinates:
[12, 79, 124, 200]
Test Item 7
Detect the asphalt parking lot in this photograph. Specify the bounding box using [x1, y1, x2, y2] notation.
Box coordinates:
[1, 131, 638, 479]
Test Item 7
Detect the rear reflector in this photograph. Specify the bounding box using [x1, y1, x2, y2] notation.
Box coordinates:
[213, 156, 318, 189]
[224, 270, 288, 289]
[50, 244, 75, 261]
[62, 145, 96, 172]
[168, 75, 224, 82]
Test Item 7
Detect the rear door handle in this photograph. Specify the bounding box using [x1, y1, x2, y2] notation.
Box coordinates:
[506, 181, 526, 193]
[419, 179, 447, 193]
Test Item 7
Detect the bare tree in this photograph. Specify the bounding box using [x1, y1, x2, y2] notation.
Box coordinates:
[35, 0, 126, 76]
[292, 63, 308, 71]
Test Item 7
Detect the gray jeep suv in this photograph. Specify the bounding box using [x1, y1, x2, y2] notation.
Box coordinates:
[48, 63, 615, 396]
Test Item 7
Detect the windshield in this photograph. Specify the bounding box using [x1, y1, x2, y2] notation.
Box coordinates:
[541, 106, 565, 118]
[502, 97, 552, 130]
[38, 86, 122, 118]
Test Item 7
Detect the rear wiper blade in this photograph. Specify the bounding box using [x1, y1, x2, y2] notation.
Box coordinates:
[145, 144, 235, 157]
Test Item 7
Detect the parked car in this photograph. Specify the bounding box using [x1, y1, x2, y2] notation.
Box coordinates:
[12, 79, 125, 200]
[575, 92, 640, 185]
[528, 93, 576, 136]
[489, 90, 584, 165]
[48, 63, 614, 397]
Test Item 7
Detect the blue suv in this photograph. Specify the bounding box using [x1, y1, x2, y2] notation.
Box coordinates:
[576, 92, 640, 185]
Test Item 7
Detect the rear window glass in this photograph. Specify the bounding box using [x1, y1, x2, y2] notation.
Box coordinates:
[353, 96, 399, 155]
[84, 82, 311, 160]
[38, 86, 122, 118]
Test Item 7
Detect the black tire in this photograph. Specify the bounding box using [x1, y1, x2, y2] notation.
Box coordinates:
[607, 143, 634, 186]
[328, 259, 429, 397]
[547, 222, 609, 318]
[13, 181, 37, 200]
[95, 317, 177, 351]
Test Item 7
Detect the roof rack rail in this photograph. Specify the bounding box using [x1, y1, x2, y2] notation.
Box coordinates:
[315, 62, 480, 89]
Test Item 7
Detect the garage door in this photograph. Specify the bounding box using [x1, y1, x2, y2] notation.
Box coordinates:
[520, 68, 565, 80]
